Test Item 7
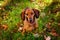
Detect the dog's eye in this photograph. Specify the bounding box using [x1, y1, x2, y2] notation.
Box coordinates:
[26, 14, 28, 15]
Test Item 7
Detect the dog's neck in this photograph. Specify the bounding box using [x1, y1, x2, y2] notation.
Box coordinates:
[24, 20, 36, 28]
[24, 19, 36, 25]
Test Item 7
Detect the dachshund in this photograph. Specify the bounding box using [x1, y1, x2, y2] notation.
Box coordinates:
[21, 7, 40, 34]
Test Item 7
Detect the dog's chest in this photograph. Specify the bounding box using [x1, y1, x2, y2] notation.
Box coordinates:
[23, 20, 38, 31]
[28, 23, 36, 27]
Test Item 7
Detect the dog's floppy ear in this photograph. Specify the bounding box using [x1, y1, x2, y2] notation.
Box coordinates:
[21, 10, 25, 21]
[32, 9, 40, 18]
[21, 7, 29, 21]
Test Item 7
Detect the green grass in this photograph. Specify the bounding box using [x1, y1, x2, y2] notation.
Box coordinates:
[0, 0, 60, 40]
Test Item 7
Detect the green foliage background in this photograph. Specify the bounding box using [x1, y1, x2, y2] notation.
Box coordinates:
[0, 0, 60, 40]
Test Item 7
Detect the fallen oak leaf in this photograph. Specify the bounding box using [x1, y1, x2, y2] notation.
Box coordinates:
[50, 29, 59, 36]
[45, 22, 51, 29]
[44, 35, 51, 40]
[2, 24, 8, 30]
[50, 32, 58, 36]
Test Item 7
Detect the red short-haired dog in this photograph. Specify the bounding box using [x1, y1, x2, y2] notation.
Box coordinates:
[21, 7, 40, 34]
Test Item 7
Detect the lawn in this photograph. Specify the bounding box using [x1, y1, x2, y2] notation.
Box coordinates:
[0, 0, 60, 40]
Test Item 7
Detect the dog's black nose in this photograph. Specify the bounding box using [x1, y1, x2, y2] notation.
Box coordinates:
[30, 18, 32, 22]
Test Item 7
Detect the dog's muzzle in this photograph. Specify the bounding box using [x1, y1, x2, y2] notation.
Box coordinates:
[30, 18, 32, 23]
[26, 17, 35, 23]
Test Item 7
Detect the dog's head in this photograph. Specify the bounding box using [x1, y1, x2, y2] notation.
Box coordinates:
[21, 8, 40, 23]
